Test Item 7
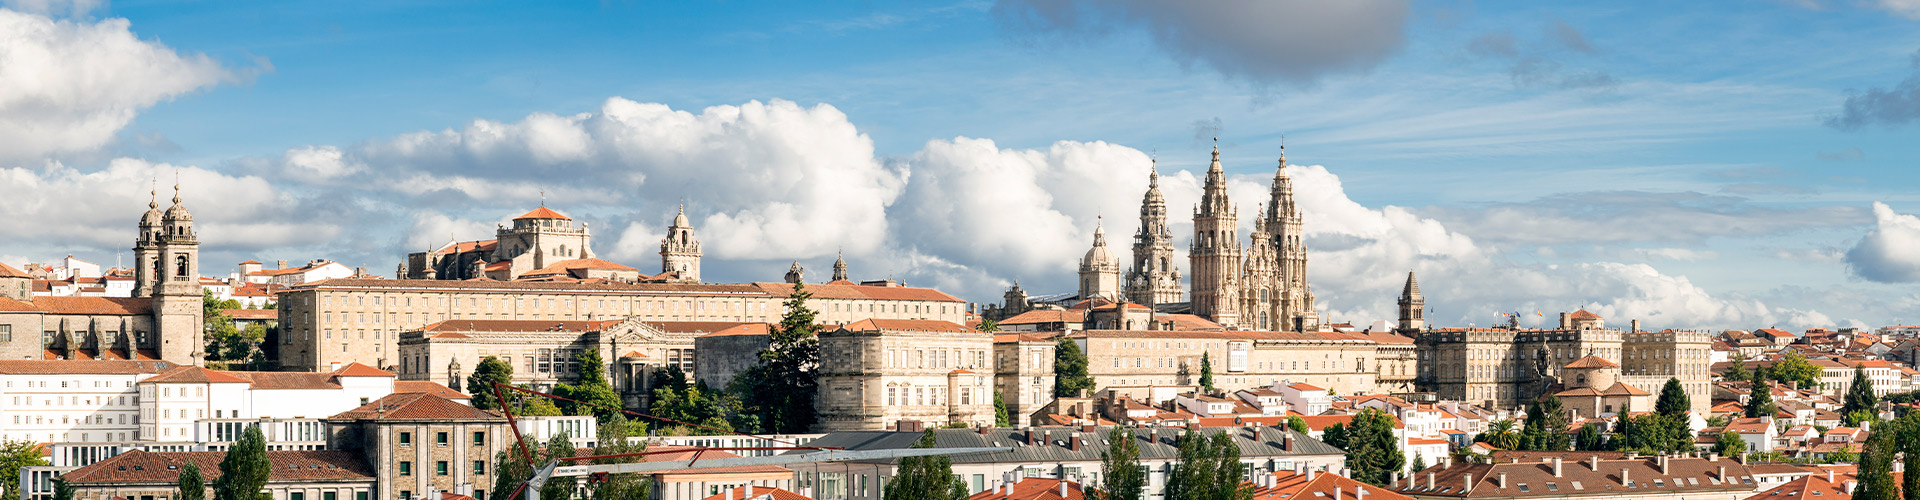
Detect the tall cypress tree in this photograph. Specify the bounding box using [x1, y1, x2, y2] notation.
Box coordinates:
[883, 430, 965, 500]
[1655, 378, 1690, 418]
[1098, 427, 1145, 500]
[1343, 409, 1405, 485]
[176, 461, 206, 500]
[1858, 428, 1901, 500]
[993, 391, 1011, 428]
[1745, 382, 1777, 419]
[1845, 365, 1880, 417]
[1198, 352, 1215, 392]
[1054, 338, 1094, 397]
[737, 282, 821, 433]
[213, 425, 270, 500]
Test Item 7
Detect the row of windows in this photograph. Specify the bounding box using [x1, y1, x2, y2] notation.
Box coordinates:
[398, 460, 486, 476]
[10, 395, 135, 406]
[884, 385, 985, 406]
[883, 348, 987, 369]
[11, 413, 133, 425]
[397, 430, 486, 446]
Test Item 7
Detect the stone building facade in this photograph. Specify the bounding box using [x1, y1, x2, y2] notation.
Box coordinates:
[1188, 144, 1243, 329]
[1069, 329, 1416, 397]
[277, 279, 964, 372]
[659, 205, 703, 283]
[405, 206, 596, 281]
[325, 393, 510, 500]
[815, 319, 997, 431]
[992, 333, 1056, 427]
[59, 449, 376, 500]
[1076, 222, 1121, 302]
[1413, 310, 1711, 414]
[0, 186, 201, 365]
[1124, 162, 1183, 306]
[393, 318, 744, 408]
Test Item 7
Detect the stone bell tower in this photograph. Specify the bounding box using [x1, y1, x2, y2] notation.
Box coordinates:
[152, 182, 205, 366]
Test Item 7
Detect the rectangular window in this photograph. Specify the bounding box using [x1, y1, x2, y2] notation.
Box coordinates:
[290, 493, 304, 500]
[473, 431, 485, 446]
[400, 461, 412, 475]
[437, 431, 448, 445]
[436, 461, 449, 475]
[399, 432, 411, 445]
[324, 492, 337, 500]
[357, 493, 368, 500]
[473, 460, 486, 475]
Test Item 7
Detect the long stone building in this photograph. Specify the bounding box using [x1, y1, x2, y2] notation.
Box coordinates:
[815, 319, 998, 431]
[1412, 305, 1712, 415]
[0, 186, 202, 365]
[1068, 328, 1416, 396]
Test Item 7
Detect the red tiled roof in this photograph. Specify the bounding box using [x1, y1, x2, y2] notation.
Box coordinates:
[0, 262, 30, 278]
[394, 381, 470, 400]
[0, 360, 174, 374]
[622, 446, 790, 475]
[238, 260, 262, 265]
[999, 309, 1086, 326]
[1570, 309, 1601, 320]
[838, 319, 974, 333]
[1563, 355, 1620, 369]
[515, 206, 572, 220]
[139, 366, 252, 384]
[1288, 382, 1325, 391]
[223, 309, 278, 320]
[329, 393, 500, 420]
[30, 297, 152, 315]
[700, 486, 814, 500]
[1601, 382, 1650, 396]
[1254, 470, 1415, 500]
[751, 282, 964, 303]
[419, 319, 623, 333]
[968, 477, 1084, 500]
[993, 332, 1056, 343]
[61, 450, 373, 484]
[331, 362, 394, 377]
[0, 297, 39, 313]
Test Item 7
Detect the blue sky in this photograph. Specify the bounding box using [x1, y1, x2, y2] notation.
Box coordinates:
[4, 0, 1920, 330]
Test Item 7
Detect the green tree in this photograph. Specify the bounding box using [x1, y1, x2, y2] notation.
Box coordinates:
[1858, 428, 1901, 500]
[466, 356, 514, 410]
[1479, 419, 1519, 450]
[1198, 352, 1215, 392]
[735, 282, 821, 434]
[883, 430, 965, 500]
[1746, 382, 1777, 419]
[1410, 454, 1427, 473]
[1770, 352, 1822, 390]
[213, 425, 271, 500]
[1097, 427, 1145, 500]
[1287, 415, 1309, 434]
[1711, 431, 1748, 456]
[1849, 409, 1879, 427]
[1655, 378, 1690, 419]
[587, 416, 650, 500]
[1054, 338, 1094, 398]
[50, 477, 72, 500]
[1163, 430, 1252, 500]
[1826, 448, 1859, 464]
[1724, 355, 1751, 382]
[1343, 409, 1406, 486]
[0, 440, 49, 500]
[1705, 415, 1730, 428]
[1574, 424, 1606, 451]
[1845, 365, 1881, 417]
[1520, 396, 1570, 451]
[201, 290, 247, 363]
[175, 461, 206, 500]
[1321, 423, 1349, 449]
[650, 382, 740, 435]
[555, 348, 624, 422]
[993, 391, 1011, 428]
[976, 319, 1000, 332]
[535, 431, 578, 500]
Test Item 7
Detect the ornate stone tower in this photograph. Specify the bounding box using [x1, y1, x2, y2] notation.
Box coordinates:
[152, 183, 204, 366]
[1189, 140, 1241, 328]
[1241, 211, 1279, 330]
[1398, 271, 1425, 334]
[1078, 220, 1121, 301]
[784, 261, 804, 284]
[494, 206, 593, 279]
[1126, 160, 1183, 306]
[1263, 149, 1317, 332]
[133, 185, 163, 298]
[831, 251, 849, 282]
[659, 205, 702, 282]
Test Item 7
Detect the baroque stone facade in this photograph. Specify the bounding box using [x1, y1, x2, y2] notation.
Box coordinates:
[1413, 310, 1712, 414]
[815, 319, 997, 431]
[394, 318, 735, 409]
[1069, 329, 1416, 397]
[1124, 162, 1182, 306]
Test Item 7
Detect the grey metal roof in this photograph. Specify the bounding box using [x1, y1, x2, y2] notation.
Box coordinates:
[801, 426, 1342, 464]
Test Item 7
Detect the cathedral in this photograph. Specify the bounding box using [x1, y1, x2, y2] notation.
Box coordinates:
[1173, 142, 1319, 331]
[1009, 141, 1322, 332]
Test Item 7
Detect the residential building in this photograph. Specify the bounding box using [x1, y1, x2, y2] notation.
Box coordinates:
[59, 450, 376, 500]
[993, 333, 1056, 427]
[1400, 451, 1758, 500]
[1414, 311, 1711, 414]
[137, 363, 399, 441]
[246, 260, 357, 287]
[325, 393, 510, 500]
[394, 318, 744, 408]
[0, 360, 175, 443]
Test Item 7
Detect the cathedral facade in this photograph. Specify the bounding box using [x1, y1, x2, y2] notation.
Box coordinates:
[1169, 143, 1320, 331]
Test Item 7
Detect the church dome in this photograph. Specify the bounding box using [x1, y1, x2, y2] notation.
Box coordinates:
[673, 209, 690, 228]
[162, 189, 192, 221]
[1082, 223, 1114, 266]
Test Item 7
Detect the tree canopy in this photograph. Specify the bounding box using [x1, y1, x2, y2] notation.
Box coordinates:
[1055, 338, 1094, 398]
[1746, 382, 1777, 419]
[733, 282, 821, 433]
[883, 430, 967, 500]
[466, 356, 515, 410]
[1343, 408, 1406, 486]
[0, 440, 49, 500]
[555, 348, 624, 422]
[1163, 430, 1252, 500]
[1844, 365, 1880, 417]
[175, 461, 206, 500]
[1097, 427, 1145, 500]
[1655, 378, 1690, 418]
[212, 425, 271, 500]
[1198, 352, 1215, 392]
[1768, 352, 1822, 390]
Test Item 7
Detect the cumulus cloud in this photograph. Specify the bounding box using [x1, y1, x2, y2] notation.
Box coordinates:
[1875, 0, 1920, 19]
[1, 0, 103, 17]
[402, 212, 497, 254]
[0, 9, 233, 163]
[1845, 202, 1920, 282]
[993, 0, 1411, 85]
[0, 158, 338, 253]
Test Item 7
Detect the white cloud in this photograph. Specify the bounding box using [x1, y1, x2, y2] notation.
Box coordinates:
[0, 158, 336, 252]
[1876, 0, 1920, 19]
[279, 146, 364, 183]
[605, 221, 662, 268]
[1, 0, 103, 17]
[402, 212, 497, 254]
[1845, 202, 1920, 283]
[0, 9, 232, 163]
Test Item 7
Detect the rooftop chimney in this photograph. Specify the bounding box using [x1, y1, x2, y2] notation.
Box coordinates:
[1631, 319, 1641, 333]
[1069, 436, 1082, 451]
[1829, 469, 1835, 482]
[1621, 468, 1630, 485]
[746, 485, 754, 497]
[1357, 486, 1370, 500]
[1847, 481, 1858, 492]
[1060, 480, 1069, 498]
[725, 488, 734, 500]
[277, 260, 288, 269]
[1463, 474, 1474, 494]
[1308, 468, 1317, 481]
[1659, 455, 1670, 475]
[1718, 466, 1726, 480]
[1590, 455, 1601, 471]
[1553, 457, 1563, 478]
[1498, 473, 1508, 489]
[1428, 472, 1436, 490]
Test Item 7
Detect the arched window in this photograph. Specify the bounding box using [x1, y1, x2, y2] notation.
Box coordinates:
[174, 256, 189, 277]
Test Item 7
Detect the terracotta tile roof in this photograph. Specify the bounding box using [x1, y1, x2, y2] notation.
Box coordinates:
[238, 260, 262, 265]
[437, 240, 499, 255]
[968, 477, 1084, 500]
[837, 319, 974, 333]
[394, 381, 471, 400]
[999, 309, 1085, 326]
[293, 278, 765, 295]
[329, 393, 501, 420]
[514, 206, 572, 220]
[1254, 470, 1414, 500]
[0, 360, 174, 374]
[1601, 382, 1650, 396]
[521, 258, 639, 277]
[1570, 309, 1602, 320]
[484, 260, 511, 272]
[1725, 417, 1773, 434]
[993, 333, 1057, 343]
[1406, 453, 1754, 497]
[139, 366, 253, 384]
[1563, 355, 1620, 369]
[621, 446, 791, 475]
[700, 486, 815, 500]
[419, 319, 624, 333]
[330, 362, 394, 377]
[651, 321, 766, 334]
[1747, 469, 1860, 500]
[1288, 382, 1325, 391]
[693, 323, 773, 338]
[30, 297, 152, 315]
[1160, 313, 1226, 332]
[0, 297, 40, 313]
[61, 450, 373, 484]
[222, 309, 278, 320]
[0, 262, 30, 278]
